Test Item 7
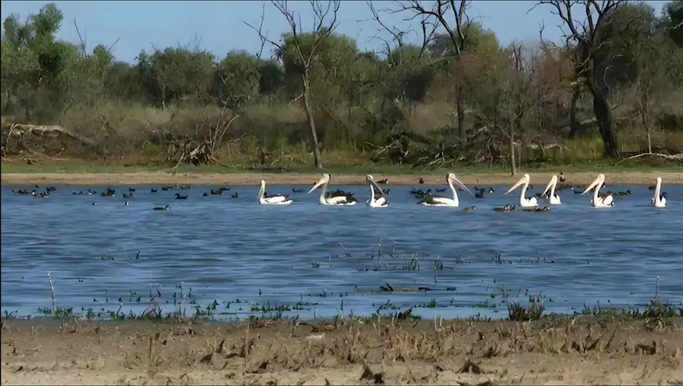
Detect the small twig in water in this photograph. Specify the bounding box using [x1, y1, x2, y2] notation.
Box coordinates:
[48, 272, 56, 314]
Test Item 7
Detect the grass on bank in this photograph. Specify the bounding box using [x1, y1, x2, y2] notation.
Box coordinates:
[2, 158, 681, 175]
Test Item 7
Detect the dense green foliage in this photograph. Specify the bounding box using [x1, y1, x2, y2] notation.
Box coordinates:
[1, 1, 682, 170]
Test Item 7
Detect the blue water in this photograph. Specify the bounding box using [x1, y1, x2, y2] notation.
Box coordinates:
[1, 183, 682, 320]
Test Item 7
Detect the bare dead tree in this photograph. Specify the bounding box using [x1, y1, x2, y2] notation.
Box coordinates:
[385, 0, 472, 144]
[534, 0, 626, 158]
[245, 0, 341, 169]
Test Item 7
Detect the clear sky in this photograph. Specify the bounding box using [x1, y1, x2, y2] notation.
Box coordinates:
[0, 1, 668, 63]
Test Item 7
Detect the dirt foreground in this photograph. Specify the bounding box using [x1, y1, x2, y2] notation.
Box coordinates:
[2, 171, 682, 186]
[2, 317, 682, 385]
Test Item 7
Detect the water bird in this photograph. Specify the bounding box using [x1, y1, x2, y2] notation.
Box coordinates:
[150, 188, 158, 193]
[46, 186, 56, 192]
[12, 189, 31, 194]
[493, 204, 516, 212]
[506, 174, 538, 207]
[417, 173, 472, 207]
[258, 180, 293, 205]
[232, 193, 239, 199]
[366, 175, 388, 208]
[153, 205, 170, 211]
[123, 193, 133, 199]
[128, 187, 136, 192]
[124, 201, 129, 206]
[203, 192, 208, 197]
[523, 206, 550, 213]
[559, 172, 566, 183]
[101, 188, 115, 197]
[218, 187, 231, 192]
[541, 175, 561, 205]
[611, 190, 632, 197]
[292, 187, 304, 193]
[210, 189, 223, 195]
[474, 187, 486, 198]
[91, 202, 96, 206]
[463, 206, 476, 212]
[180, 185, 191, 189]
[376, 178, 389, 184]
[419, 178, 425, 184]
[308, 174, 357, 205]
[174, 193, 188, 200]
[651, 177, 666, 208]
[582, 173, 614, 208]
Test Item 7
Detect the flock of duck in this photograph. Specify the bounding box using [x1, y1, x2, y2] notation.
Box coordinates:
[9, 172, 673, 211]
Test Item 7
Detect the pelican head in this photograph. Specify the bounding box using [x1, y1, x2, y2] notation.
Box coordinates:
[308, 173, 331, 194]
[506, 174, 531, 195]
[447, 173, 473, 196]
[581, 174, 605, 195]
[366, 174, 384, 192]
[542, 175, 558, 198]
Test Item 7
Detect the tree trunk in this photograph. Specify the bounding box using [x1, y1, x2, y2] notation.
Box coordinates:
[509, 126, 517, 176]
[301, 73, 323, 169]
[591, 90, 619, 158]
[569, 85, 580, 138]
[456, 85, 466, 144]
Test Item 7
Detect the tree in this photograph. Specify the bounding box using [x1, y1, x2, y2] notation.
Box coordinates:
[247, 0, 341, 169]
[538, 0, 628, 158]
[388, 0, 472, 144]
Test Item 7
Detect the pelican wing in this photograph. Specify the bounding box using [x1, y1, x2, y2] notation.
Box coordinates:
[327, 195, 353, 205]
[264, 195, 290, 204]
[420, 194, 451, 205]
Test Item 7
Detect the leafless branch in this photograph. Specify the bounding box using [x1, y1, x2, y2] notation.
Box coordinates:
[73, 19, 87, 56]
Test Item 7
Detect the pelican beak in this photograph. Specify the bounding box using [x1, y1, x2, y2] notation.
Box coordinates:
[307, 177, 326, 194]
[581, 176, 601, 195]
[506, 176, 525, 195]
[449, 175, 473, 196]
[541, 177, 555, 198]
[369, 179, 385, 196]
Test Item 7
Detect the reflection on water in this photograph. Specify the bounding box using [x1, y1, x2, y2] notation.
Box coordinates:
[2, 183, 682, 320]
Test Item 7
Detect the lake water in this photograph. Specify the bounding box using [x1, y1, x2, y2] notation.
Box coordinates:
[1, 182, 682, 321]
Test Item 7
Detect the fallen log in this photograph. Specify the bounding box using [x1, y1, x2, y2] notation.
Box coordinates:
[3, 124, 97, 147]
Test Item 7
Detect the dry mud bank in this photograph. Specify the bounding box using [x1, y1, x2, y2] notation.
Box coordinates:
[2, 317, 682, 385]
[2, 171, 682, 186]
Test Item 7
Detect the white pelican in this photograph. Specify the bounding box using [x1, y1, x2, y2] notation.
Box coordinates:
[581, 173, 614, 208]
[258, 180, 293, 205]
[651, 177, 666, 208]
[505, 174, 538, 208]
[541, 175, 561, 205]
[308, 173, 358, 205]
[418, 173, 472, 207]
[366, 175, 388, 207]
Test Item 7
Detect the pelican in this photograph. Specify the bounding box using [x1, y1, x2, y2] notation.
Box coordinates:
[418, 173, 472, 207]
[541, 175, 561, 205]
[308, 174, 357, 205]
[651, 177, 666, 208]
[258, 180, 293, 205]
[505, 174, 538, 207]
[581, 173, 614, 207]
[366, 175, 388, 207]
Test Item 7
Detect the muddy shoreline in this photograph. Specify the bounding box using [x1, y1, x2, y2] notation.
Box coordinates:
[1, 317, 682, 385]
[2, 171, 682, 186]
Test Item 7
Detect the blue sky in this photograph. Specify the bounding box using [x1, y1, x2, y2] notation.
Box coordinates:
[1, 1, 668, 63]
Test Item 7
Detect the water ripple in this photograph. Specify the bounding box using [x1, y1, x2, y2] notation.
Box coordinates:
[2, 184, 682, 319]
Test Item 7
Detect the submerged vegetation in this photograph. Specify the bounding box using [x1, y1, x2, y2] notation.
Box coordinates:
[2, 1, 683, 172]
[3, 242, 680, 326]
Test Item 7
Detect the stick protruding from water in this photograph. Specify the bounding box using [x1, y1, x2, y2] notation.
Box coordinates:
[48, 271, 56, 314]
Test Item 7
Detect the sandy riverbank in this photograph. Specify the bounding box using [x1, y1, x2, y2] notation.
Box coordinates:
[2, 171, 682, 186]
[1, 317, 682, 385]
